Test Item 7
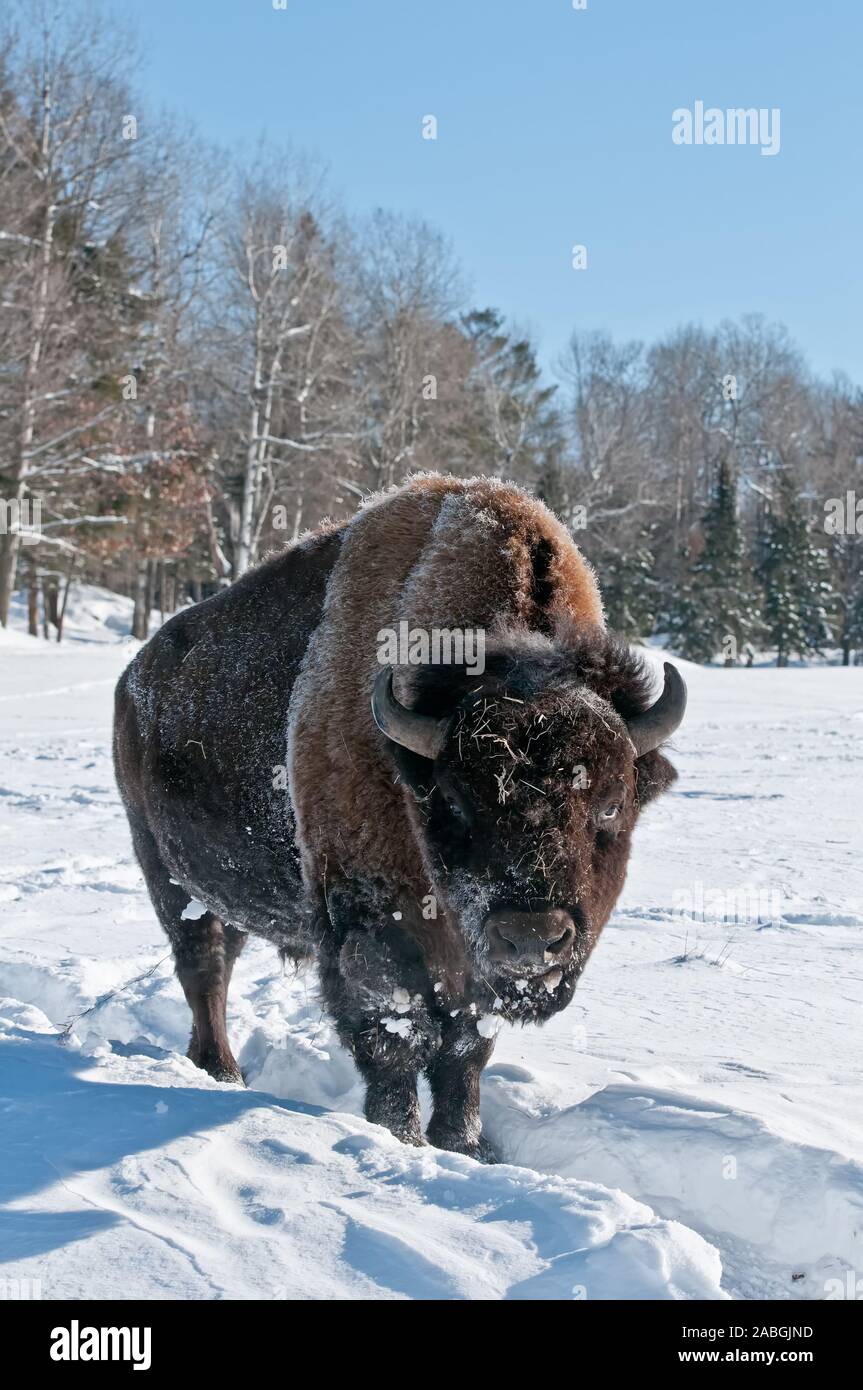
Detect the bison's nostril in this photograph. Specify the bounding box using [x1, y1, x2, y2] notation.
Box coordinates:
[545, 924, 575, 954]
[484, 910, 577, 967]
[488, 924, 521, 956]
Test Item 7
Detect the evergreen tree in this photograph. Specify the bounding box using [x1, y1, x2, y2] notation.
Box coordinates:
[535, 442, 570, 523]
[853, 571, 863, 664]
[664, 566, 703, 659]
[828, 532, 863, 665]
[461, 309, 561, 484]
[667, 459, 760, 663]
[757, 476, 836, 666]
[603, 527, 659, 641]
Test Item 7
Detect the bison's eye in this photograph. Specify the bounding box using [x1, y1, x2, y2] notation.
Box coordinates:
[441, 791, 473, 830]
[447, 795, 475, 822]
[437, 782, 472, 828]
[600, 804, 621, 822]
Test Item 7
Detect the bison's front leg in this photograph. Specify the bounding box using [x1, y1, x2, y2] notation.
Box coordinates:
[350, 1017, 433, 1146]
[426, 1014, 497, 1162]
[320, 927, 439, 1146]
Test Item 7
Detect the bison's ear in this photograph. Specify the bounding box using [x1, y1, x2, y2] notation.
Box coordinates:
[634, 749, 677, 806]
[575, 633, 686, 753]
[389, 741, 437, 803]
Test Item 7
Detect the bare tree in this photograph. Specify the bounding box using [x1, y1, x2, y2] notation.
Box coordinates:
[0, 0, 144, 623]
[352, 209, 464, 491]
[204, 151, 360, 576]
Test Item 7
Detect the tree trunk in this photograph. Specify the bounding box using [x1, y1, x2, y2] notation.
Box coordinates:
[236, 376, 264, 577]
[291, 495, 304, 542]
[0, 77, 56, 626]
[132, 559, 150, 641]
[0, 531, 20, 628]
[56, 567, 73, 643]
[27, 563, 39, 637]
[41, 575, 52, 638]
[158, 559, 166, 627]
[46, 578, 59, 630]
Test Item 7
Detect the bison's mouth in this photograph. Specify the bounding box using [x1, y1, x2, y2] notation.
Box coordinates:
[478, 952, 583, 1024]
[482, 905, 581, 976]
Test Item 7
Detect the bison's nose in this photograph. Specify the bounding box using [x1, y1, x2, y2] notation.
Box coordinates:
[484, 908, 576, 968]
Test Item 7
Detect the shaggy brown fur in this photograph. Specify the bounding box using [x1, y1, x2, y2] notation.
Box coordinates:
[288, 475, 604, 982]
[114, 473, 680, 1160]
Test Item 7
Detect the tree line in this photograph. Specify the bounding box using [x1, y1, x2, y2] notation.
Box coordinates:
[2, 3, 861, 662]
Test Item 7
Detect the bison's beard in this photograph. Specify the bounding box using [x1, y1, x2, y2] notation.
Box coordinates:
[441, 870, 587, 1025]
[471, 951, 583, 1024]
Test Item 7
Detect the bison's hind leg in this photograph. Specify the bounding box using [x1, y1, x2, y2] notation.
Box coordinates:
[128, 813, 247, 1084]
[177, 915, 247, 1084]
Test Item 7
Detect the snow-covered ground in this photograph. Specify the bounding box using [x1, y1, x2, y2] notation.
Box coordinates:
[1, 587, 862, 1300]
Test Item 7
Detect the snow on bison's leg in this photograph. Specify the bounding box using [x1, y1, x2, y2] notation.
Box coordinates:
[319, 926, 440, 1147]
[426, 1013, 497, 1162]
[128, 813, 247, 1084]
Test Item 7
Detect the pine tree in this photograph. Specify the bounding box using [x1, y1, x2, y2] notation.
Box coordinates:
[853, 572, 863, 664]
[535, 442, 573, 523]
[602, 528, 659, 641]
[667, 459, 760, 663]
[757, 476, 836, 666]
[461, 309, 562, 485]
[827, 532, 863, 665]
[664, 566, 705, 660]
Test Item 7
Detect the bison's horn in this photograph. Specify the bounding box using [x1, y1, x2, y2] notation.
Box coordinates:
[371, 666, 448, 761]
[625, 661, 687, 757]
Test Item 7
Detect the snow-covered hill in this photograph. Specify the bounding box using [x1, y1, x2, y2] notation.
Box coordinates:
[2, 582, 165, 649]
[1, 596, 862, 1300]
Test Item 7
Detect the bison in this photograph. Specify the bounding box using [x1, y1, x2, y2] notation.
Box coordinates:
[114, 474, 685, 1160]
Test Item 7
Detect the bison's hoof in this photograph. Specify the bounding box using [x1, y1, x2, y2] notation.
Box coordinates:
[426, 1125, 499, 1164]
[376, 1121, 426, 1147]
[188, 1047, 245, 1085]
[381, 1121, 426, 1148]
[210, 1063, 245, 1086]
[473, 1134, 499, 1165]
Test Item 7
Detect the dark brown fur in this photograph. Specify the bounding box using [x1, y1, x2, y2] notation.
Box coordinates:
[113, 475, 679, 1158]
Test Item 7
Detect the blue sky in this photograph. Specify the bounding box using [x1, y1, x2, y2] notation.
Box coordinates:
[121, 0, 861, 385]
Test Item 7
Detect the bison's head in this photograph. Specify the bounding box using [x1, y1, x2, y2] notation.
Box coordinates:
[372, 629, 685, 1021]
